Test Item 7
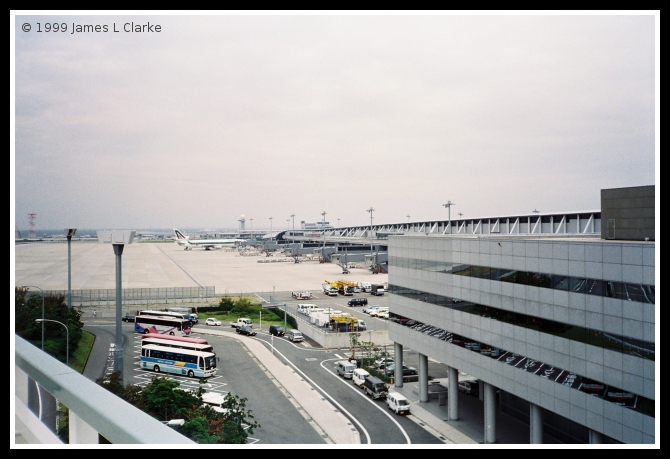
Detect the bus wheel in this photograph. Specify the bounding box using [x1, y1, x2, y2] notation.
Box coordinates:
[144, 329, 149, 334]
[154, 365, 160, 373]
[169, 331, 175, 336]
[188, 370, 194, 378]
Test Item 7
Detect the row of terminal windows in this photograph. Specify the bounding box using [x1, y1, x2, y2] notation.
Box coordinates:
[388, 285, 654, 361]
[389, 256, 655, 304]
[388, 311, 654, 418]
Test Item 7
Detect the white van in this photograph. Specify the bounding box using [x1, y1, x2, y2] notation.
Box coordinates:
[201, 392, 228, 414]
[352, 368, 370, 388]
[287, 329, 304, 342]
[335, 360, 356, 379]
[386, 392, 411, 415]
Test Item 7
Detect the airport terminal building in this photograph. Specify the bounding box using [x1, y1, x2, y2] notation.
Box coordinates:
[387, 186, 655, 444]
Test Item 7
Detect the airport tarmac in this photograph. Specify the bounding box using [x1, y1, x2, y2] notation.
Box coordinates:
[14, 241, 388, 295]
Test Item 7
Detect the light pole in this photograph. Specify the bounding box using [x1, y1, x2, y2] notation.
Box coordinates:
[407, 215, 410, 222]
[23, 285, 45, 350]
[35, 319, 68, 367]
[97, 230, 135, 382]
[269, 217, 273, 245]
[321, 211, 327, 250]
[290, 213, 295, 245]
[337, 218, 340, 228]
[286, 218, 290, 241]
[443, 201, 455, 234]
[367, 207, 374, 253]
[249, 218, 254, 242]
[65, 228, 77, 308]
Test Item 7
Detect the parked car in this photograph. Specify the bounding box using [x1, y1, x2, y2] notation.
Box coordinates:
[122, 314, 136, 323]
[374, 357, 394, 369]
[286, 329, 303, 342]
[205, 318, 222, 326]
[347, 297, 368, 307]
[376, 310, 389, 319]
[363, 305, 380, 315]
[236, 325, 257, 336]
[269, 325, 285, 336]
[384, 364, 417, 376]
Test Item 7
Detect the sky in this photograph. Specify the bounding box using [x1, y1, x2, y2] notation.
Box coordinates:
[11, 11, 659, 232]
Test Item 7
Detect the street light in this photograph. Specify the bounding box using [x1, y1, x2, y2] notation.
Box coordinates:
[35, 319, 68, 367]
[97, 230, 135, 382]
[249, 218, 253, 242]
[23, 285, 45, 350]
[321, 211, 327, 250]
[366, 207, 374, 253]
[290, 213, 295, 245]
[443, 201, 455, 234]
[406, 215, 410, 222]
[65, 228, 76, 308]
[269, 217, 273, 244]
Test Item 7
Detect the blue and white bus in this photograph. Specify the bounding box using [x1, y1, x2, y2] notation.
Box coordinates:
[140, 343, 217, 378]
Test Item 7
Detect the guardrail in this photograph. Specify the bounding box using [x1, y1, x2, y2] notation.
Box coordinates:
[14, 335, 194, 444]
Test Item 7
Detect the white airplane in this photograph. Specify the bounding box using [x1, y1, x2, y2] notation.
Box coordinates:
[173, 229, 244, 250]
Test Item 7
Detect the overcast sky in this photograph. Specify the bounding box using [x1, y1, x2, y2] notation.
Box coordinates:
[12, 12, 659, 232]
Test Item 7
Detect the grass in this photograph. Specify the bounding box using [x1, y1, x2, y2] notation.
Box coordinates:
[69, 330, 95, 374]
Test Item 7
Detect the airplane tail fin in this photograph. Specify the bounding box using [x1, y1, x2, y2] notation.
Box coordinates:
[173, 229, 190, 241]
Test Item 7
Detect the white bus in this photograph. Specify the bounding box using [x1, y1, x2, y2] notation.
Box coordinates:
[140, 343, 217, 378]
[140, 335, 214, 354]
[134, 314, 192, 335]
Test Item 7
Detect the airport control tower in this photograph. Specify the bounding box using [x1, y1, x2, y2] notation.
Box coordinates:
[238, 214, 246, 231]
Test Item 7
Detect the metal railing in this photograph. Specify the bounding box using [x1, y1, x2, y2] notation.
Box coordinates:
[14, 335, 194, 444]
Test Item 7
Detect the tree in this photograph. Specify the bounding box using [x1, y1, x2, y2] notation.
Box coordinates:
[96, 373, 260, 444]
[218, 296, 235, 313]
[232, 298, 254, 316]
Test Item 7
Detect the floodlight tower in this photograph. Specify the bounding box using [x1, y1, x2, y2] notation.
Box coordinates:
[366, 207, 374, 252]
[443, 201, 455, 234]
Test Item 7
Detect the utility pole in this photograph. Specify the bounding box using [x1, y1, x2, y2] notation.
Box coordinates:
[321, 211, 327, 249]
[443, 201, 455, 234]
[290, 213, 295, 245]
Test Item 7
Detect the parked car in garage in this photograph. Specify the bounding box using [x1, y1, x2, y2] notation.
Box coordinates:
[384, 364, 418, 376]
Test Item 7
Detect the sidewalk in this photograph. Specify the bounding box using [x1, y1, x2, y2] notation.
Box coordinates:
[193, 326, 360, 445]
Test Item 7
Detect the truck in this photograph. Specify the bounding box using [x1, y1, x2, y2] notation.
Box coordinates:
[359, 282, 372, 293]
[230, 318, 253, 328]
[371, 284, 385, 296]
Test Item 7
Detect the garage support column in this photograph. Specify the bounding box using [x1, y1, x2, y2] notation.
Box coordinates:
[589, 429, 603, 444]
[529, 402, 544, 444]
[419, 354, 428, 403]
[448, 366, 459, 421]
[484, 382, 497, 444]
[394, 342, 403, 388]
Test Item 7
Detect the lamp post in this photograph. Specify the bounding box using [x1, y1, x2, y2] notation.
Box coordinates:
[366, 207, 374, 253]
[65, 229, 77, 308]
[249, 218, 253, 241]
[97, 230, 135, 382]
[35, 319, 68, 367]
[321, 211, 327, 249]
[443, 201, 455, 234]
[407, 215, 410, 222]
[23, 285, 45, 350]
[286, 219, 290, 241]
[290, 213, 295, 245]
[269, 217, 273, 244]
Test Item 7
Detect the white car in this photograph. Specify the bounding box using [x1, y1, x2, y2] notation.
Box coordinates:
[205, 318, 221, 326]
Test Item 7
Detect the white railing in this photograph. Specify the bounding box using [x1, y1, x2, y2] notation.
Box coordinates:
[14, 335, 194, 445]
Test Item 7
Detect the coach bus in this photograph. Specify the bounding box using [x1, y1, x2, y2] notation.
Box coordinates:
[140, 335, 214, 354]
[134, 314, 192, 335]
[140, 343, 217, 378]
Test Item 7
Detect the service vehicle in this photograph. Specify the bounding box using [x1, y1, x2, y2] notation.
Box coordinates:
[363, 375, 388, 399]
[292, 291, 313, 300]
[205, 318, 222, 326]
[230, 317, 252, 328]
[386, 392, 411, 415]
[359, 282, 372, 293]
[347, 297, 368, 307]
[371, 284, 385, 296]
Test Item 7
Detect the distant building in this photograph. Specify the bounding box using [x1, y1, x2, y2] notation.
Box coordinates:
[301, 221, 334, 230]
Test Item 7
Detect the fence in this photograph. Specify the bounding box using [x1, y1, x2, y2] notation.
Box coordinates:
[36, 286, 216, 308]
